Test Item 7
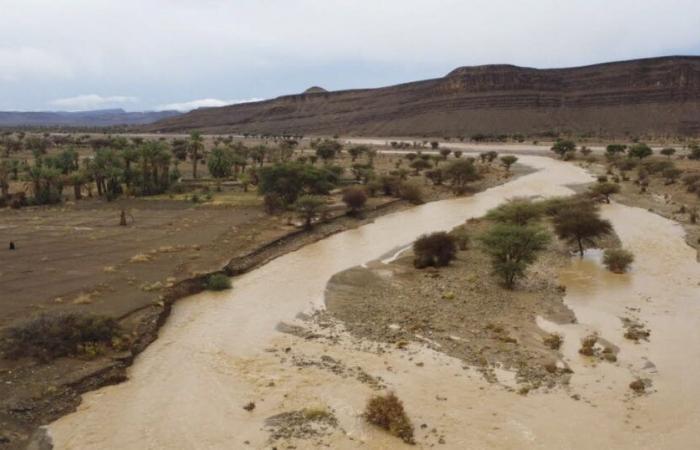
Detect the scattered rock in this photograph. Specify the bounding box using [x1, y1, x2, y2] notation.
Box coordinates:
[629, 379, 646, 393]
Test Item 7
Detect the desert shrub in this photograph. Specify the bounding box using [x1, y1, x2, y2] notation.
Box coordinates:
[579, 334, 598, 356]
[409, 159, 431, 173]
[424, 168, 444, 185]
[364, 393, 415, 444]
[206, 273, 232, 291]
[662, 167, 682, 184]
[640, 159, 673, 175]
[689, 145, 700, 160]
[378, 175, 401, 196]
[445, 159, 480, 193]
[480, 224, 550, 288]
[169, 182, 187, 194]
[399, 182, 424, 205]
[603, 248, 634, 273]
[543, 333, 563, 350]
[486, 198, 543, 225]
[295, 195, 326, 229]
[615, 157, 638, 172]
[451, 228, 470, 250]
[413, 232, 457, 268]
[365, 178, 382, 197]
[589, 182, 620, 203]
[342, 186, 367, 214]
[1, 313, 122, 362]
[682, 174, 700, 190]
[264, 193, 285, 214]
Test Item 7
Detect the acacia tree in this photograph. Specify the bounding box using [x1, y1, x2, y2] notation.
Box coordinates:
[606, 144, 627, 158]
[551, 140, 576, 158]
[553, 203, 612, 256]
[500, 155, 518, 172]
[486, 198, 543, 225]
[660, 147, 676, 159]
[479, 224, 550, 289]
[589, 182, 620, 203]
[445, 159, 480, 193]
[315, 139, 342, 164]
[628, 143, 653, 159]
[348, 145, 368, 162]
[295, 195, 325, 229]
[188, 131, 205, 178]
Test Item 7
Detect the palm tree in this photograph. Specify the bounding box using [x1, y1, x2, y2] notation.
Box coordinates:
[188, 131, 204, 178]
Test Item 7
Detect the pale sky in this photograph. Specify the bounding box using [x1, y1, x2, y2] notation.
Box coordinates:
[1, 0, 699, 111]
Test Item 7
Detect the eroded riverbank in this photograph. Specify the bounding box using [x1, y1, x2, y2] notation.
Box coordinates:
[47, 156, 700, 449]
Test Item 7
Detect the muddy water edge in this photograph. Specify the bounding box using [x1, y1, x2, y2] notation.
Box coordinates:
[48, 156, 700, 449]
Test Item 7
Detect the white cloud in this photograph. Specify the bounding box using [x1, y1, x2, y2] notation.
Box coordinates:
[0, 47, 73, 81]
[156, 98, 264, 112]
[1, 0, 699, 110]
[50, 94, 138, 111]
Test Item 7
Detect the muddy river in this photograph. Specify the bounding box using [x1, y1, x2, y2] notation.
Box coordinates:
[48, 156, 700, 449]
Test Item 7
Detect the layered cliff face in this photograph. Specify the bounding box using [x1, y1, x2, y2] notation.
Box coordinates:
[149, 56, 700, 137]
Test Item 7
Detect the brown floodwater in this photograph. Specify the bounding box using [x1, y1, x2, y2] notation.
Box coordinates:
[48, 157, 700, 449]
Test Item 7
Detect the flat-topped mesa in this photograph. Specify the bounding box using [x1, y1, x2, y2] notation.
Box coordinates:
[303, 86, 328, 94]
[148, 56, 700, 137]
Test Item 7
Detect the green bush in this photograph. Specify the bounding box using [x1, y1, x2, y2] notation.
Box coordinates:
[206, 273, 232, 291]
[451, 228, 470, 251]
[1, 313, 122, 362]
[258, 162, 339, 205]
[399, 182, 424, 205]
[603, 248, 634, 273]
[486, 198, 543, 225]
[413, 232, 457, 268]
[364, 393, 415, 444]
[480, 224, 550, 289]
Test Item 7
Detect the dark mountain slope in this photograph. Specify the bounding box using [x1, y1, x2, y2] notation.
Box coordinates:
[148, 56, 700, 137]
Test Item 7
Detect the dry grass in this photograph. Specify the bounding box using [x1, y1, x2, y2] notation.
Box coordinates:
[0, 313, 123, 362]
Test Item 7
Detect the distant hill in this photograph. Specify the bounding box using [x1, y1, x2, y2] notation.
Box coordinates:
[148, 56, 700, 137]
[0, 109, 181, 128]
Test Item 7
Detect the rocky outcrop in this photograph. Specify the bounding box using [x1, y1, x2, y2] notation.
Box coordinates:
[148, 56, 700, 137]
